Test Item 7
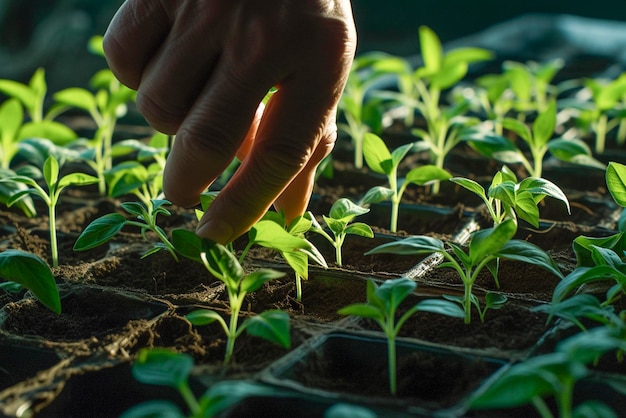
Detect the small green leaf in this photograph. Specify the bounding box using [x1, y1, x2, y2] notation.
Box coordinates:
[415, 299, 465, 318]
[404, 165, 451, 186]
[344, 222, 374, 238]
[502, 118, 532, 143]
[43, 156, 59, 188]
[450, 177, 487, 200]
[240, 269, 285, 293]
[73, 213, 127, 251]
[496, 239, 563, 279]
[363, 133, 392, 175]
[58, 172, 99, 189]
[120, 400, 185, 418]
[366, 235, 444, 256]
[0, 250, 60, 314]
[469, 219, 517, 265]
[532, 100, 556, 148]
[132, 348, 193, 390]
[607, 162, 626, 207]
[53, 87, 97, 113]
[121, 201, 146, 218]
[418, 26, 442, 74]
[244, 310, 290, 348]
[186, 309, 222, 326]
[359, 186, 395, 205]
[338, 303, 383, 320]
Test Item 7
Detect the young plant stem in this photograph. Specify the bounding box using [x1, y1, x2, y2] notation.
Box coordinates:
[179, 382, 200, 416]
[596, 114, 608, 154]
[48, 196, 59, 268]
[387, 334, 397, 396]
[224, 288, 244, 365]
[389, 167, 400, 233]
[295, 274, 303, 302]
[531, 397, 555, 418]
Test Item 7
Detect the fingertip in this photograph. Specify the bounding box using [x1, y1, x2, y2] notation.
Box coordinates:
[196, 217, 235, 245]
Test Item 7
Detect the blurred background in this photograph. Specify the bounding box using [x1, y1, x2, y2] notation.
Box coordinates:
[1, 0, 626, 93]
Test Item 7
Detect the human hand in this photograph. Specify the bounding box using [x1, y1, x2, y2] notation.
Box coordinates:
[103, 0, 357, 243]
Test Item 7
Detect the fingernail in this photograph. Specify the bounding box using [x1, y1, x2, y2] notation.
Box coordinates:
[196, 218, 234, 244]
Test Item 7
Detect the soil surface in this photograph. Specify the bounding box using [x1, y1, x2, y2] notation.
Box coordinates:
[0, 129, 624, 417]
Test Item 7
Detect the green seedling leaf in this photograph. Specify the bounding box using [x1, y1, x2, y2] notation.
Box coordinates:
[53, 87, 97, 113]
[450, 177, 487, 200]
[376, 277, 416, 309]
[120, 400, 185, 418]
[513, 191, 541, 227]
[249, 220, 311, 253]
[532, 100, 556, 148]
[132, 348, 193, 389]
[607, 162, 626, 207]
[171, 229, 205, 262]
[338, 303, 383, 320]
[431, 61, 467, 90]
[240, 269, 285, 293]
[121, 201, 146, 218]
[0, 250, 60, 314]
[502, 118, 532, 143]
[359, 186, 394, 205]
[363, 132, 392, 174]
[58, 172, 99, 189]
[518, 177, 570, 214]
[244, 310, 290, 349]
[404, 165, 452, 186]
[418, 26, 442, 75]
[572, 233, 626, 267]
[201, 242, 244, 286]
[344, 222, 374, 238]
[465, 133, 525, 165]
[186, 309, 222, 326]
[366, 235, 444, 256]
[282, 250, 309, 279]
[43, 156, 59, 187]
[552, 265, 626, 304]
[73, 213, 127, 251]
[415, 299, 465, 318]
[329, 197, 370, 220]
[470, 353, 574, 409]
[496, 239, 563, 278]
[18, 121, 77, 145]
[548, 138, 605, 169]
[469, 219, 516, 265]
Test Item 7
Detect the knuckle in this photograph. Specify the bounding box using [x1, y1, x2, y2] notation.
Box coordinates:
[135, 90, 187, 134]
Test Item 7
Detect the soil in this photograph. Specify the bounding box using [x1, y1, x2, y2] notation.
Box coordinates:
[1, 124, 624, 417]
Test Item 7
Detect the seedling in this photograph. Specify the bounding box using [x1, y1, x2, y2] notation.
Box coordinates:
[366, 219, 562, 323]
[450, 165, 570, 227]
[308, 198, 374, 266]
[465, 100, 605, 179]
[121, 348, 276, 418]
[196, 196, 327, 302]
[470, 326, 625, 418]
[74, 198, 178, 261]
[173, 230, 290, 364]
[338, 52, 387, 169]
[568, 73, 626, 154]
[53, 36, 136, 195]
[339, 277, 464, 395]
[240, 213, 327, 302]
[359, 132, 451, 232]
[470, 58, 564, 135]
[0, 249, 61, 314]
[0, 67, 77, 147]
[407, 26, 492, 193]
[1, 155, 98, 267]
